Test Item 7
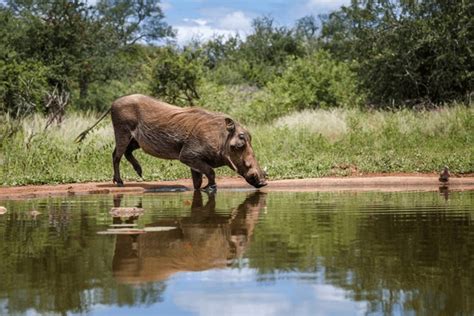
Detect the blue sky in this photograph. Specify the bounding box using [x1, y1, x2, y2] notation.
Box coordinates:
[161, 0, 351, 44]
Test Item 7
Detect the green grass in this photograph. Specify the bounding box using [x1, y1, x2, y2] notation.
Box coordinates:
[0, 105, 472, 186]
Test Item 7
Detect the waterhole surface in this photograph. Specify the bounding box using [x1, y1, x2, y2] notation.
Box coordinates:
[0, 189, 473, 315]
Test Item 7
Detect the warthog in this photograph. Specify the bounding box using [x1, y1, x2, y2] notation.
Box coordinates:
[76, 94, 267, 191]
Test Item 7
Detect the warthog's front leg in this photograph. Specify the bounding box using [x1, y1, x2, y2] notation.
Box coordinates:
[180, 151, 216, 192]
[191, 169, 203, 190]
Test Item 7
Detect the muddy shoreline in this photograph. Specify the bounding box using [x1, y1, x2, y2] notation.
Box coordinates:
[1, 174, 474, 200]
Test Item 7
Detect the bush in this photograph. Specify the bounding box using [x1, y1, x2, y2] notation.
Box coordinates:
[198, 82, 263, 118]
[0, 60, 50, 117]
[206, 61, 247, 86]
[73, 79, 152, 112]
[241, 51, 365, 123]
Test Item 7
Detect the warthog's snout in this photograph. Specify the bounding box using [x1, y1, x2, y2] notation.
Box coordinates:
[245, 169, 268, 188]
[254, 180, 267, 188]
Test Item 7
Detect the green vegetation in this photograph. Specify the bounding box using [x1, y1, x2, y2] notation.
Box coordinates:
[1, 105, 472, 185]
[0, 0, 472, 185]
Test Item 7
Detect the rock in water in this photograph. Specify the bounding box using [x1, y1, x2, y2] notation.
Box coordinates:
[109, 207, 144, 217]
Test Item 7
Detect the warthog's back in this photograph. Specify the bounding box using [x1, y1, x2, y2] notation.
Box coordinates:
[111, 94, 228, 161]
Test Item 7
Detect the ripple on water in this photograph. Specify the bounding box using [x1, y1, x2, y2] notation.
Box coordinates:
[0, 190, 472, 315]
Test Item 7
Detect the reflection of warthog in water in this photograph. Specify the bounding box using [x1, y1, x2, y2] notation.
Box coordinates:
[112, 191, 266, 284]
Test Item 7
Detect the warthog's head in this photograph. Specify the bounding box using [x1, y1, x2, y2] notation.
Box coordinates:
[225, 118, 267, 188]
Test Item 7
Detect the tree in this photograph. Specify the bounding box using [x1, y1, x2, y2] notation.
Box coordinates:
[294, 15, 319, 41]
[96, 0, 175, 45]
[293, 15, 321, 54]
[150, 47, 202, 106]
[0, 7, 50, 117]
[0, 0, 174, 116]
[321, 0, 473, 106]
[238, 16, 305, 86]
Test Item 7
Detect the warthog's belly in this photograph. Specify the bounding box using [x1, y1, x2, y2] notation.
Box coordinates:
[132, 127, 183, 160]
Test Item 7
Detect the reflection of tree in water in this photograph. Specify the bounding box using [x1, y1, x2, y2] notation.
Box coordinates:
[247, 192, 474, 315]
[112, 191, 266, 283]
[0, 191, 266, 315]
[338, 211, 474, 315]
[0, 202, 114, 315]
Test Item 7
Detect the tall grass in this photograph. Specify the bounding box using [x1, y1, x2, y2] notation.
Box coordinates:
[255, 105, 473, 178]
[0, 105, 472, 185]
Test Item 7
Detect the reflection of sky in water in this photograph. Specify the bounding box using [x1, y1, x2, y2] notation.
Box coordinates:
[86, 268, 367, 316]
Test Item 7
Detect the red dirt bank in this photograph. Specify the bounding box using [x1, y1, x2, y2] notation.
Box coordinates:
[1, 174, 473, 199]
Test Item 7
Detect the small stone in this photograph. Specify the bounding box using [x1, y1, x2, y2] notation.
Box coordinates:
[109, 207, 144, 217]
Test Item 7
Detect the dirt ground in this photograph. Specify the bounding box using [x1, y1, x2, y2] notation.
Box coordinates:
[1, 173, 473, 199]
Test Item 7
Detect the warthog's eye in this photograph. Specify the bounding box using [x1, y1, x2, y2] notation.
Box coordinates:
[238, 132, 245, 140]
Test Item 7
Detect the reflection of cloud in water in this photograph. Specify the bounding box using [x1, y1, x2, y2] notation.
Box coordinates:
[311, 284, 367, 315]
[171, 269, 367, 316]
[177, 266, 255, 282]
[174, 291, 291, 316]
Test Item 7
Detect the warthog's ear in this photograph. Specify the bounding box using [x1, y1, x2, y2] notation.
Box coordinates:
[225, 117, 235, 133]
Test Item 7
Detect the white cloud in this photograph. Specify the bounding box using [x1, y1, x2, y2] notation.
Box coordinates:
[306, 0, 350, 10]
[218, 11, 252, 32]
[175, 11, 252, 45]
[161, 1, 172, 12]
[183, 18, 209, 26]
[175, 25, 236, 45]
[290, 0, 350, 18]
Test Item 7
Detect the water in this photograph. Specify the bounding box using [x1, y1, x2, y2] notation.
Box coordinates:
[0, 190, 473, 315]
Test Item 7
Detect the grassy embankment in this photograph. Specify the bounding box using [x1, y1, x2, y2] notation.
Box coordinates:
[1, 101, 472, 186]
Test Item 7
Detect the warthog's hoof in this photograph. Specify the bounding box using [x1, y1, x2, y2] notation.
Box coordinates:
[202, 184, 217, 194]
[113, 177, 124, 187]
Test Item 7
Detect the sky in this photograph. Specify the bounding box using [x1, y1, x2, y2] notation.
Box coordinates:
[161, 0, 351, 45]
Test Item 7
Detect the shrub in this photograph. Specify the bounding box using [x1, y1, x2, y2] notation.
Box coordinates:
[270, 51, 364, 109]
[241, 50, 365, 123]
[0, 60, 49, 117]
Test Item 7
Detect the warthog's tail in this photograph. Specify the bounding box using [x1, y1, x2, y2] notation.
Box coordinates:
[75, 108, 111, 143]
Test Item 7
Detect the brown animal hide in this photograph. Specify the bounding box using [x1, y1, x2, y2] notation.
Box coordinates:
[109, 94, 267, 190]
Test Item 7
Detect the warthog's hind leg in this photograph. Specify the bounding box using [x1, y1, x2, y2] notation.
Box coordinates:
[112, 130, 132, 187]
[112, 147, 125, 187]
[125, 139, 142, 178]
